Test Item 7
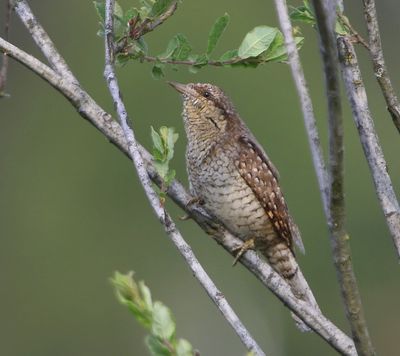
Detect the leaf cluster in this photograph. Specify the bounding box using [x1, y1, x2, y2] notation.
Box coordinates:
[111, 272, 195, 356]
[290, 0, 349, 35]
[93, 1, 304, 78]
[151, 126, 178, 202]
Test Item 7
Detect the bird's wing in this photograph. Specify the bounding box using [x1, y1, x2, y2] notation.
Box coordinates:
[235, 135, 305, 254]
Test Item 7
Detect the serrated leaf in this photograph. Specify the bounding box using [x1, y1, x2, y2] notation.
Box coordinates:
[149, 0, 174, 18]
[238, 26, 279, 59]
[172, 34, 192, 61]
[152, 64, 165, 79]
[151, 127, 164, 155]
[176, 338, 193, 356]
[207, 13, 230, 55]
[145, 335, 171, 356]
[139, 281, 153, 312]
[152, 301, 176, 340]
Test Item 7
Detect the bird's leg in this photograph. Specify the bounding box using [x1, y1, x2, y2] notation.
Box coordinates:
[232, 238, 255, 266]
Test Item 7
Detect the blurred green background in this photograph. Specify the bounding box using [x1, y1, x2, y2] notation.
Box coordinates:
[1, 0, 399, 355]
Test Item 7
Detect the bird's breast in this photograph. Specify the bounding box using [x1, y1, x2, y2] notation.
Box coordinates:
[187, 149, 274, 240]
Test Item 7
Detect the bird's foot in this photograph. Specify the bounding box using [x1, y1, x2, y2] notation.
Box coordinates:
[185, 196, 204, 208]
[232, 238, 255, 266]
[180, 197, 204, 220]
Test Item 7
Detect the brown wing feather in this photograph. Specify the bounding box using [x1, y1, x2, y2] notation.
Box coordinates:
[235, 135, 304, 253]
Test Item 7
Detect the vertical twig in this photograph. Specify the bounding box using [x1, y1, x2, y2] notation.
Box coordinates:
[272, 0, 329, 218]
[102, 1, 266, 355]
[337, 34, 400, 255]
[312, 2, 376, 355]
[0, 0, 11, 96]
[362, 0, 400, 133]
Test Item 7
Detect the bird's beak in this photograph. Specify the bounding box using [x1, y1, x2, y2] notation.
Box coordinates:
[168, 81, 194, 96]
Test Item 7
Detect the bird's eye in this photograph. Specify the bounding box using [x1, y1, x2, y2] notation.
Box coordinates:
[203, 91, 211, 98]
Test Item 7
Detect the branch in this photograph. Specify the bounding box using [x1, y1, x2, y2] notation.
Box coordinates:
[272, 0, 329, 218]
[103, 1, 265, 355]
[338, 34, 400, 252]
[116, 1, 178, 53]
[312, 1, 375, 355]
[362, 0, 400, 133]
[0, 0, 11, 97]
[0, 35, 356, 355]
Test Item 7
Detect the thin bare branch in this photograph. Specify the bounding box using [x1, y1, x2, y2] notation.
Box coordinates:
[11, 0, 79, 85]
[337, 12, 369, 50]
[272, 0, 329, 218]
[0, 35, 356, 355]
[312, 1, 376, 355]
[0, 0, 11, 97]
[338, 34, 400, 254]
[103, 1, 265, 354]
[362, 0, 400, 133]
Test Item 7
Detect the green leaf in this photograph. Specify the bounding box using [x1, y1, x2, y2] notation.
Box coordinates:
[115, 53, 130, 67]
[164, 169, 176, 186]
[154, 161, 169, 179]
[261, 31, 304, 63]
[166, 127, 178, 160]
[206, 13, 230, 55]
[135, 38, 148, 55]
[151, 126, 164, 156]
[139, 281, 153, 312]
[172, 34, 192, 61]
[145, 335, 171, 356]
[335, 18, 349, 35]
[93, 1, 106, 23]
[290, 4, 316, 24]
[238, 26, 279, 59]
[176, 338, 193, 356]
[194, 54, 209, 67]
[123, 7, 139, 23]
[152, 301, 176, 340]
[219, 49, 238, 63]
[113, 1, 124, 19]
[152, 64, 165, 79]
[149, 0, 174, 18]
[160, 37, 179, 59]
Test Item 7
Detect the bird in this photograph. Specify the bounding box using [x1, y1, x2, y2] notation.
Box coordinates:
[169, 81, 317, 330]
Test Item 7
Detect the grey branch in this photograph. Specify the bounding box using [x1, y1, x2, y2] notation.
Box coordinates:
[312, 1, 375, 355]
[272, 0, 329, 218]
[0, 34, 356, 355]
[103, 0, 265, 354]
[362, 0, 400, 133]
[0, 0, 11, 97]
[338, 35, 400, 255]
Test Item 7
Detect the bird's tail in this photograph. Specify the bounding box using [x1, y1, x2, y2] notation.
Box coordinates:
[261, 242, 320, 332]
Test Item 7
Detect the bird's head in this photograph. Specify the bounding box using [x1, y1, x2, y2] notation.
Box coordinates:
[169, 82, 238, 138]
